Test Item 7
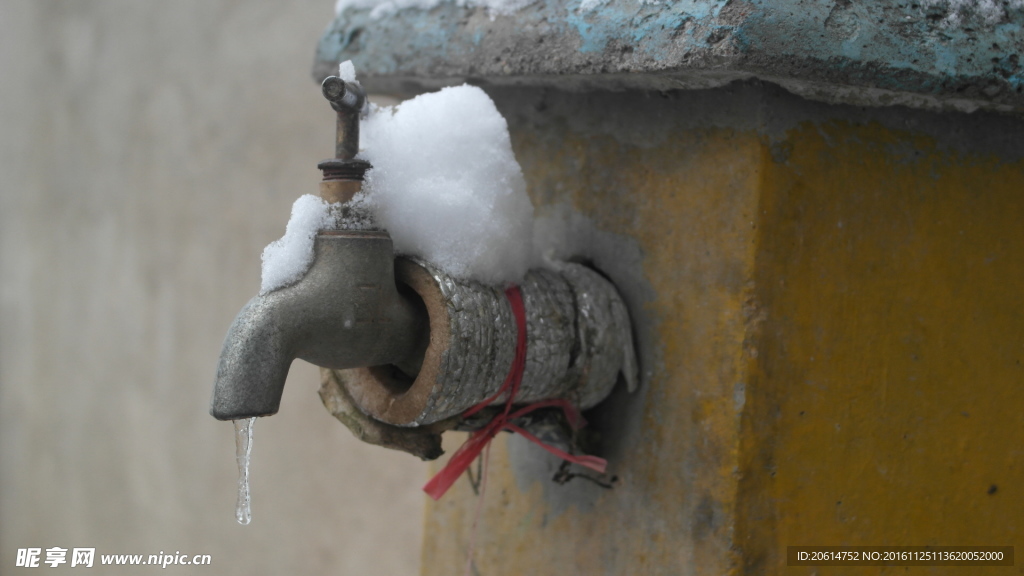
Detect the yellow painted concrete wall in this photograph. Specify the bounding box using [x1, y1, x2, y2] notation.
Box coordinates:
[421, 86, 1024, 575]
[739, 120, 1024, 574]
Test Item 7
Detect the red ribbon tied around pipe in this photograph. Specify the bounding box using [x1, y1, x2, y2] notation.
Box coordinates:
[422, 286, 608, 501]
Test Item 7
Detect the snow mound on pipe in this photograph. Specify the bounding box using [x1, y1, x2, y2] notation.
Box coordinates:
[355, 84, 534, 286]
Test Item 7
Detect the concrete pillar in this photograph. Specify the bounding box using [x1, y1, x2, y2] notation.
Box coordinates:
[319, 1, 1024, 574]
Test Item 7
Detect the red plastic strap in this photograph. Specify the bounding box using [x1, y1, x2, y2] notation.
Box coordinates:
[423, 286, 608, 501]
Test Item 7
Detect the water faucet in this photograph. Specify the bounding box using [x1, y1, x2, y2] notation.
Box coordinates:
[211, 75, 637, 468]
[210, 76, 429, 421]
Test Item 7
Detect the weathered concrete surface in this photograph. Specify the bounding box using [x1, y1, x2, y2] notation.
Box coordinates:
[0, 2, 423, 575]
[422, 84, 767, 576]
[739, 105, 1024, 575]
[316, 0, 1024, 114]
[420, 83, 1024, 575]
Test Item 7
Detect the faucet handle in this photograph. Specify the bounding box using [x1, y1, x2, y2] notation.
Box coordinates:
[321, 75, 367, 161]
[318, 76, 371, 201]
[321, 76, 366, 114]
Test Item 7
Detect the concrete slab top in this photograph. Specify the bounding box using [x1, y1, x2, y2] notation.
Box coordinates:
[315, 0, 1024, 114]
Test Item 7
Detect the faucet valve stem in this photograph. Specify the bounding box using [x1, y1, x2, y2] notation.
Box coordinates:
[321, 76, 366, 161]
[317, 75, 371, 203]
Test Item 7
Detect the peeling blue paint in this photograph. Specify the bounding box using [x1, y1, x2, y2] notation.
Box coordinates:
[564, 8, 601, 53]
[565, 0, 727, 55]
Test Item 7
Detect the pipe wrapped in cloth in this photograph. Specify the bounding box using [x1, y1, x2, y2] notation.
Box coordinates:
[341, 259, 638, 427]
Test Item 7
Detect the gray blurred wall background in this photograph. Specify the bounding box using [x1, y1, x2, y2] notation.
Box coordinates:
[0, 2, 424, 574]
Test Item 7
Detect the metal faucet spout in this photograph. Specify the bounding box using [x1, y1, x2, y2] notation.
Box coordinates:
[210, 230, 428, 420]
